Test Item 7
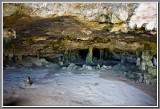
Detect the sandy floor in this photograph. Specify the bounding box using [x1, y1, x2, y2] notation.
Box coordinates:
[3, 67, 157, 106]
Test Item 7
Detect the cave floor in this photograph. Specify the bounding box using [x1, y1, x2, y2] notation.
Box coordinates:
[3, 66, 157, 106]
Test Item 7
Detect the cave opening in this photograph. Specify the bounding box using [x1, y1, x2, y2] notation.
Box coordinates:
[93, 48, 100, 60]
[78, 49, 88, 61]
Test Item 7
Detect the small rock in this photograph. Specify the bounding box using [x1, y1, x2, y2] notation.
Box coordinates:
[82, 64, 93, 70]
[67, 63, 77, 70]
[101, 65, 112, 70]
[24, 76, 32, 86]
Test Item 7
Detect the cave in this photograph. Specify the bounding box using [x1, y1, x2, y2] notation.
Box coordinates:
[2, 2, 157, 107]
[93, 48, 100, 60]
[78, 49, 88, 61]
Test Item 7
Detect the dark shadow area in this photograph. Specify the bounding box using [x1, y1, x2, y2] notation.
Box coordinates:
[93, 48, 100, 60]
[3, 97, 28, 106]
[79, 49, 88, 61]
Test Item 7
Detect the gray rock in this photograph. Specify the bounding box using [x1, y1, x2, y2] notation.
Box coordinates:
[81, 64, 93, 70]
[101, 65, 112, 70]
[24, 76, 32, 86]
[136, 58, 141, 66]
[66, 63, 77, 70]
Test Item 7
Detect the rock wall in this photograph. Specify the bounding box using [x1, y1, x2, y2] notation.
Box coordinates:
[3, 3, 157, 31]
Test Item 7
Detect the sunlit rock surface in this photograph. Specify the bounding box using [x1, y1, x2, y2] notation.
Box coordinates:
[129, 3, 157, 30]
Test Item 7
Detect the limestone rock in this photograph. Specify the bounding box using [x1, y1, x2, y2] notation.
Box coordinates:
[85, 47, 93, 64]
[81, 64, 93, 70]
[147, 66, 157, 77]
[141, 50, 153, 61]
[101, 65, 112, 70]
[144, 73, 157, 85]
[140, 50, 153, 71]
[66, 63, 77, 70]
[3, 4, 18, 16]
[110, 14, 122, 24]
[3, 3, 138, 25]
[81, 28, 92, 35]
[136, 58, 141, 66]
[107, 3, 138, 23]
[129, 3, 157, 30]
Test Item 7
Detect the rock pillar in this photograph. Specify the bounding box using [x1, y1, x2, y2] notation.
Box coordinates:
[85, 46, 93, 64]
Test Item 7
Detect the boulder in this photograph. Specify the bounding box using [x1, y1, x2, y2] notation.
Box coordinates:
[66, 63, 77, 70]
[81, 64, 93, 70]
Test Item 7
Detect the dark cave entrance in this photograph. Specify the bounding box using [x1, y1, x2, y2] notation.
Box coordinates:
[93, 48, 100, 60]
[78, 48, 101, 61]
[79, 49, 88, 61]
